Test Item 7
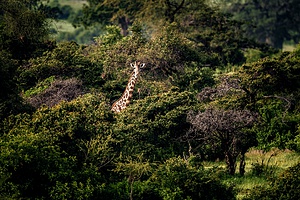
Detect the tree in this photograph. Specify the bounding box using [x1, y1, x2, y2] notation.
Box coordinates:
[81, 0, 272, 68]
[0, 0, 52, 60]
[185, 108, 257, 175]
[239, 50, 300, 108]
[0, 94, 115, 199]
[81, 0, 196, 35]
[222, 0, 300, 49]
[0, 51, 22, 121]
[238, 48, 300, 150]
[179, 1, 276, 66]
[111, 90, 196, 163]
[113, 154, 152, 200]
[26, 77, 85, 108]
[81, 0, 145, 36]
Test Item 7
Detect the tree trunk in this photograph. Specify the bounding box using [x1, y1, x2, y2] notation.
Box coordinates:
[239, 152, 246, 176]
[118, 16, 129, 36]
[225, 152, 236, 175]
[129, 177, 135, 200]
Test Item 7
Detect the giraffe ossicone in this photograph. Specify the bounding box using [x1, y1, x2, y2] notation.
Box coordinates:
[111, 61, 145, 113]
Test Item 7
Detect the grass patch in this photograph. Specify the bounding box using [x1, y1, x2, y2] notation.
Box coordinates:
[23, 76, 55, 98]
[283, 43, 297, 52]
[52, 20, 76, 33]
[52, 0, 87, 11]
[245, 149, 300, 173]
[224, 175, 268, 200]
[203, 149, 300, 199]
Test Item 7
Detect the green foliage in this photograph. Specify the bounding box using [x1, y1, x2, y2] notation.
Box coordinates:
[172, 66, 215, 93]
[0, 51, 27, 121]
[222, 0, 300, 49]
[238, 48, 300, 150]
[243, 48, 266, 63]
[18, 41, 104, 91]
[114, 154, 153, 200]
[245, 162, 300, 200]
[0, 94, 115, 199]
[113, 90, 196, 161]
[255, 101, 300, 151]
[23, 76, 55, 97]
[151, 156, 236, 200]
[95, 25, 123, 46]
[0, 0, 51, 60]
[294, 125, 300, 151]
[240, 54, 300, 100]
[142, 24, 205, 77]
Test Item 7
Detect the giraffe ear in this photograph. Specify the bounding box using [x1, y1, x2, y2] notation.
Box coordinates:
[140, 63, 145, 68]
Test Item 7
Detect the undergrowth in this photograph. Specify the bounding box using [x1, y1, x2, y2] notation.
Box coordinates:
[203, 148, 300, 199]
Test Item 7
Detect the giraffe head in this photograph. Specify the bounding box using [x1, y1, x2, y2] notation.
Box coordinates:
[130, 61, 145, 75]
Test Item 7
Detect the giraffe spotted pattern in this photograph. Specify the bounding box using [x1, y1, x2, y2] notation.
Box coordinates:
[111, 61, 145, 113]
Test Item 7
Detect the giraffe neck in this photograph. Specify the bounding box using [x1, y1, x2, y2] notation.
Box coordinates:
[111, 71, 139, 113]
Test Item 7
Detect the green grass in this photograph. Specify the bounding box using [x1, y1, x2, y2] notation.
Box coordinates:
[283, 43, 296, 52]
[203, 148, 300, 199]
[226, 175, 267, 199]
[283, 40, 297, 52]
[245, 149, 300, 172]
[52, 20, 76, 33]
[23, 76, 55, 98]
[56, 0, 87, 11]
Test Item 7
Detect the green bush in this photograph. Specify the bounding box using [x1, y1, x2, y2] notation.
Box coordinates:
[23, 76, 55, 97]
[0, 93, 115, 199]
[18, 41, 104, 90]
[238, 48, 300, 151]
[151, 156, 236, 200]
[26, 77, 85, 108]
[0, 50, 28, 121]
[113, 89, 196, 161]
[245, 162, 300, 200]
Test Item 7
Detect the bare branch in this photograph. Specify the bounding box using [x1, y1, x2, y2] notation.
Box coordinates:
[185, 107, 257, 174]
[27, 78, 85, 108]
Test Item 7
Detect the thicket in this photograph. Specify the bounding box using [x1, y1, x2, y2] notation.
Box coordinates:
[244, 162, 300, 200]
[0, 0, 300, 199]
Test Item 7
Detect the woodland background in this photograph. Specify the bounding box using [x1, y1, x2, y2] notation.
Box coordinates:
[0, 0, 300, 199]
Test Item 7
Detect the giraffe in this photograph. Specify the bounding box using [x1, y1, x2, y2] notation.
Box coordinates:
[111, 61, 145, 113]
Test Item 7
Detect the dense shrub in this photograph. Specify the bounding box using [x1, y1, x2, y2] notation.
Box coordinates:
[113, 89, 197, 161]
[18, 41, 104, 90]
[0, 51, 28, 121]
[1, 1, 300, 199]
[244, 162, 300, 200]
[27, 77, 85, 108]
[239, 48, 300, 151]
[151, 156, 236, 200]
[0, 94, 115, 199]
[186, 108, 257, 175]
